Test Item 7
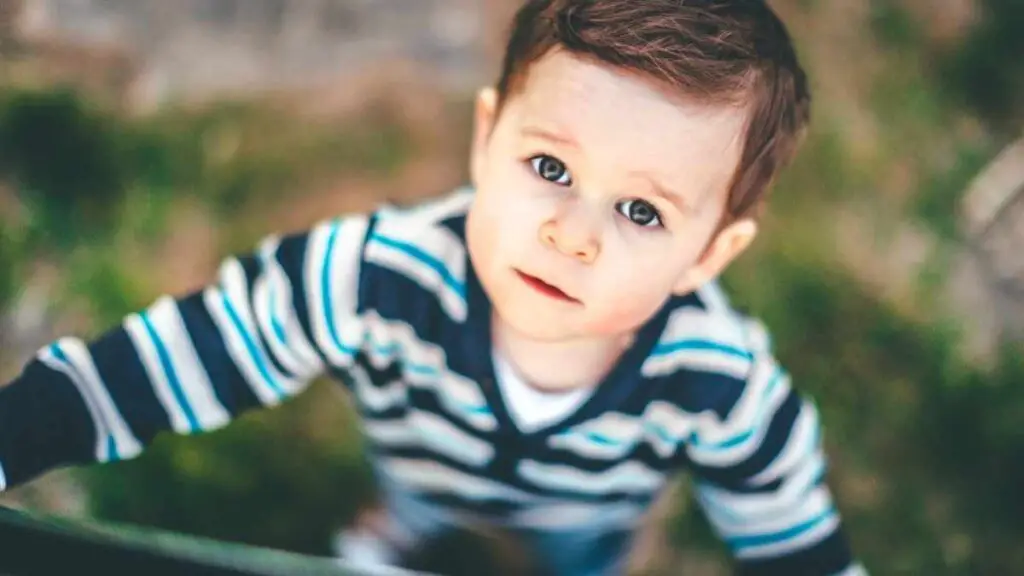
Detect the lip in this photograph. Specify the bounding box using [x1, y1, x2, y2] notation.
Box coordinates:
[514, 270, 579, 303]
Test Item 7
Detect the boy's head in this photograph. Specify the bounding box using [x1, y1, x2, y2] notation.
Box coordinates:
[466, 0, 810, 342]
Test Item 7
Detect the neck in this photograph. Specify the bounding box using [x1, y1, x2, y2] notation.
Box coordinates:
[492, 316, 634, 393]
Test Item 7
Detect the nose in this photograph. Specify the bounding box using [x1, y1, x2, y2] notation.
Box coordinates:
[538, 208, 601, 264]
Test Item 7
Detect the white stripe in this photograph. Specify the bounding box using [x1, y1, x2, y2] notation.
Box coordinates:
[145, 297, 232, 430]
[252, 236, 324, 380]
[643, 350, 751, 379]
[509, 501, 646, 531]
[0, 459, 6, 491]
[518, 459, 665, 495]
[378, 457, 532, 502]
[696, 451, 827, 518]
[658, 306, 749, 348]
[363, 419, 420, 446]
[350, 366, 407, 413]
[548, 413, 645, 460]
[38, 348, 107, 460]
[734, 512, 840, 559]
[642, 306, 755, 379]
[376, 187, 474, 223]
[364, 225, 467, 322]
[696, 280, 732, 314]
[700, 484, 835, 537]
[123, 315, 193, 433]
[742, 317, 773, 354]
[54, 338, 144, 460]
[412, 411, 494, 467]
[365, 410, 494, 467]
[305, 216, 368, 367]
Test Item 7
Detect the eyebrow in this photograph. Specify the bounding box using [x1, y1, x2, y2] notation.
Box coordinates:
[521, 126, 580, 149]
[636, 173, 695, 214]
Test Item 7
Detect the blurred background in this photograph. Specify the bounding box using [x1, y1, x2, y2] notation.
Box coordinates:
[1, 0, 1023, 574]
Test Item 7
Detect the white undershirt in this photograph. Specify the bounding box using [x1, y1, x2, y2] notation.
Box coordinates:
[491, 349, 591, 432]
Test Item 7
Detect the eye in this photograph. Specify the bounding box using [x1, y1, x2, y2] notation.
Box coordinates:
[529, 155, 572, 186]
[616, 199, 662, 228]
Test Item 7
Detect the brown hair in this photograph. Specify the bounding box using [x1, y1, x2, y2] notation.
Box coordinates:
[495, 0, 811, 223]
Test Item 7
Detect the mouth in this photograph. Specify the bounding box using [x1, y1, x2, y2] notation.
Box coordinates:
[514, 270, 580, 303]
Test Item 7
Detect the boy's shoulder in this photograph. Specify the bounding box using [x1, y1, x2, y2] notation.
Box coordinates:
[643, 281, 773, 386]
[372, 186, 476, 233]
[355, 186, 476, 323]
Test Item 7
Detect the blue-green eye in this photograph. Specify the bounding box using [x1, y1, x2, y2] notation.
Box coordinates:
[530, 155, 572, 186]
[616, 199, 662, 228]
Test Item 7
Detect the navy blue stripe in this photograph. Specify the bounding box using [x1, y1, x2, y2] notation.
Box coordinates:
[354, 356, 405, 386]
[373, 443, 659, 504]
[658, 369, 747, 419]
[0, 362, 97, 486]
[402, 386, 492, 441]
[360, 263, 491, 396]
[48, 343, 118, 461]
[523, 435, 670, 475]
[736, 527, 853, 576]
[176, 292, 262, 415]
[274, 230, 321, 362]
[86, 327, 172, 445]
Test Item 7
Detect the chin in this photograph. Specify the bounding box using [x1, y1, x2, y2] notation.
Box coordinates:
[508, 316, 577, 342]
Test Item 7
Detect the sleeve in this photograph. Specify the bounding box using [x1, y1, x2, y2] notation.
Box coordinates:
[682, 321, 866, 576]
[0, 212, 372, 492]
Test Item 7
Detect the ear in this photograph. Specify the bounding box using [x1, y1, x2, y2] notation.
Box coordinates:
[673, 218, 758, 295]
[470, 86, 499, 187]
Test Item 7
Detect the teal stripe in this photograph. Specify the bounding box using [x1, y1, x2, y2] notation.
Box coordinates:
[137, 315, 201, 432]
[106, 435, 119, 462]
[653, 339, 753, 360]
[220, 292, 285, 401]
[371, 233, 466, 300]
[728, 509, 835, 550]
[268, 284, 287, 345]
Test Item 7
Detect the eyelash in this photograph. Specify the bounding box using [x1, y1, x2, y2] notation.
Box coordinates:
[526, 154, 664, 229]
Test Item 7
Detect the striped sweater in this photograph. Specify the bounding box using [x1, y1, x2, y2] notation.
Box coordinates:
[0, 187, 860, 575]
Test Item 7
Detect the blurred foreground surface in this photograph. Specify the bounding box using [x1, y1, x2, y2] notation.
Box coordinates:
[2, 1, 1024, 574]
[0, 504, 394, 575]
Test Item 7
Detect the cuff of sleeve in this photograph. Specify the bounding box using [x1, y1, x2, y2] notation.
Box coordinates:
[736, 528, 859, 576]
[0, 364, 97, 490]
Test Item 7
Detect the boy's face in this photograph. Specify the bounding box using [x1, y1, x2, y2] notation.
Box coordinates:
[466, 50, 757, 341]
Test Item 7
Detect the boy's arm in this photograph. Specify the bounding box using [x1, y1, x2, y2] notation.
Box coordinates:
[0, 213, 371, 492]
[682, 329, 864, 576]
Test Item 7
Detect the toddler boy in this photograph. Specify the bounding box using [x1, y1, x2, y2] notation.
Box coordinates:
[0, 1, 863, 574]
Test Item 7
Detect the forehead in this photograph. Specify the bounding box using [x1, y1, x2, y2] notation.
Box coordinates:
[505, 50, 750, 201]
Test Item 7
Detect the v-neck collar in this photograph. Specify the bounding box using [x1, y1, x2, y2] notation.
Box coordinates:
[460, 231, 674, 440]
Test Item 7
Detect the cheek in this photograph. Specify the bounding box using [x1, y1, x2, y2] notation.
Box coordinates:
[586, 273, 668, 330]
[582, 245, 692, 332]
